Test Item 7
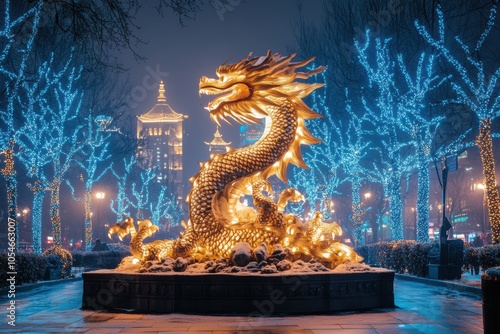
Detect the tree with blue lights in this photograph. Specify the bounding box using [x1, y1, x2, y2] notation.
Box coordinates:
[16, 55, 62, 254]
[42, 64, 85, 247]
[312, 88, 372, 245]
[289, 162, 332, 220]
[130, 167, 158, 220]
[331, 91, 373, 246]
[355, 35, 414, 241]
[396, 53, 448, 242]
[416, 5, 500, 244]
[289, 69, 342, 221]
[0, 0, 43, 251]
[66, 116, 112, 251]
[110, 156, 135, 221]
[149, 185, 183, 231]
[355, 30, 452, 242]
[109, 156, 182, 233]
[290, 69, 374, 246]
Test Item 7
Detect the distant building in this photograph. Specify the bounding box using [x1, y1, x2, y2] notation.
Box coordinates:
[136, 81, 188, 200]
[239, 122, 264, 147]
[205, 127, 231, 154]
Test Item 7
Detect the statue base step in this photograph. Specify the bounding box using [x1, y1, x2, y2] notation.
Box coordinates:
[82, 269, 394, 315]
[428, 264, 462, 280]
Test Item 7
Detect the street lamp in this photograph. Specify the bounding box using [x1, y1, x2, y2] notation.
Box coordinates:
[19, 208, 30, 245]
[381, 223, 387, 241]
[95, 192, 106, 240]
[363, 192, 372, 243]
[411, 207, 417, 240]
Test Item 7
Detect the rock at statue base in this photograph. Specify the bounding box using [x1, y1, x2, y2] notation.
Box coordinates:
[255, 243, 268, 263]
[231, 242, 255, 267]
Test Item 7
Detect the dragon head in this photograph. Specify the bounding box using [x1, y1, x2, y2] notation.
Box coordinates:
[199, 51, 325, 126]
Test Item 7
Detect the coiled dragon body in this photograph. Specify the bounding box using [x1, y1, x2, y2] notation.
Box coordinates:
[109, 52, 361, 268]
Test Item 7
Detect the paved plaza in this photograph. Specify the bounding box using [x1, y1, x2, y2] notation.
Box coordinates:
[1, 275, 483, 333]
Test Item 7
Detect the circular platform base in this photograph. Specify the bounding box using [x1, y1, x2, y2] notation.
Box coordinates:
[82, 269, 394, 315]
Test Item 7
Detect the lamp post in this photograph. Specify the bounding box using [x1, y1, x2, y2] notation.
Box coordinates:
[428, 155, 459, 280]
[95, 192, 105, 241]
[411, 207, 417, 240]
[363, 192, 372, 243]
[21, 208, 29, 244]
[381, 223, 387, 241]
[475, 183, 487, 244]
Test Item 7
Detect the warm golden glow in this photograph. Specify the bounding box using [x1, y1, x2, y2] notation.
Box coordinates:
[476, 119, 500, 244]
[108, 52, 362, 268]
[475, 183, 485, 191]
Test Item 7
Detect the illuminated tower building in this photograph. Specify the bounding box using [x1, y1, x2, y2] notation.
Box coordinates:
[137, 81, 188, 200]
[205, 127, 231, 154]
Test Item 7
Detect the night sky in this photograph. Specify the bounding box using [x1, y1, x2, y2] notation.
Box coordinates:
[124, 1, 323, 180]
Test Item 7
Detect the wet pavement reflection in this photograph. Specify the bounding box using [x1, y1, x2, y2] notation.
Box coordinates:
[1, 277, 482, 333]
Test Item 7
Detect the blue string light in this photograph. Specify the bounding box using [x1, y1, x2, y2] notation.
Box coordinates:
[110, 156, 135, 221]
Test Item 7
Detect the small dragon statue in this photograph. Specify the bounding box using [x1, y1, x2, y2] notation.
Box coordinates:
[109, 52, 361, 268]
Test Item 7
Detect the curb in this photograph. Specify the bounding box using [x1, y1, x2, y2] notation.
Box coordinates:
[2, 274, 482, 298]
[0, 276, 82, 295]
[395, 273, 482, 298]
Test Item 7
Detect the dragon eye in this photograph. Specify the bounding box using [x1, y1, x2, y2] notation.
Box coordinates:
[221, 76, 228, 83]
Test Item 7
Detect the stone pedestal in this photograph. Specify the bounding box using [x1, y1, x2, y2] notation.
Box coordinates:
[82, 269, 394, 315]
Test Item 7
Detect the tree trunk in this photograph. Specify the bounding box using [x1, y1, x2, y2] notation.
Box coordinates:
[136, 209, 144, 220]
[84, 190, 93, 251]
[352, 180, 364, 246]
[50, 181, 62, 247]
[477, 119, 500, 244]
[32, 190, 44, 254]
[416, 161, 430, 242]
[389, 174, 404, 240]
[6, 174, 18, 252]
[2, 142, 18, 252]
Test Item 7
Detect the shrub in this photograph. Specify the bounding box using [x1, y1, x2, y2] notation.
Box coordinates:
[367, 243, 381, 266]
[106, 243, 130, 252]
[0, 253, 49, 288]
[463, 245, 480, 273]
[356, 240, 434, 277]
[71, 251, 85, 267]
[356, 245, 368, 263]
[355, 241, 500, 277]
[21, 253, 49, 283]
[71, 249, 130, 269]
[392, 240, 416, 274]
[479, 244, 500, 271]
[378, 241, 397, 269]
[408, 242, 432, 277]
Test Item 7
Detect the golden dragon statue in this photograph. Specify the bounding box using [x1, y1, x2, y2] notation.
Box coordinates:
[109, 51, 361, 269]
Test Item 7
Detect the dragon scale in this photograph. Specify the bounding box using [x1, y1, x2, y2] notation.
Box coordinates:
[189, 100, 297, 256]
